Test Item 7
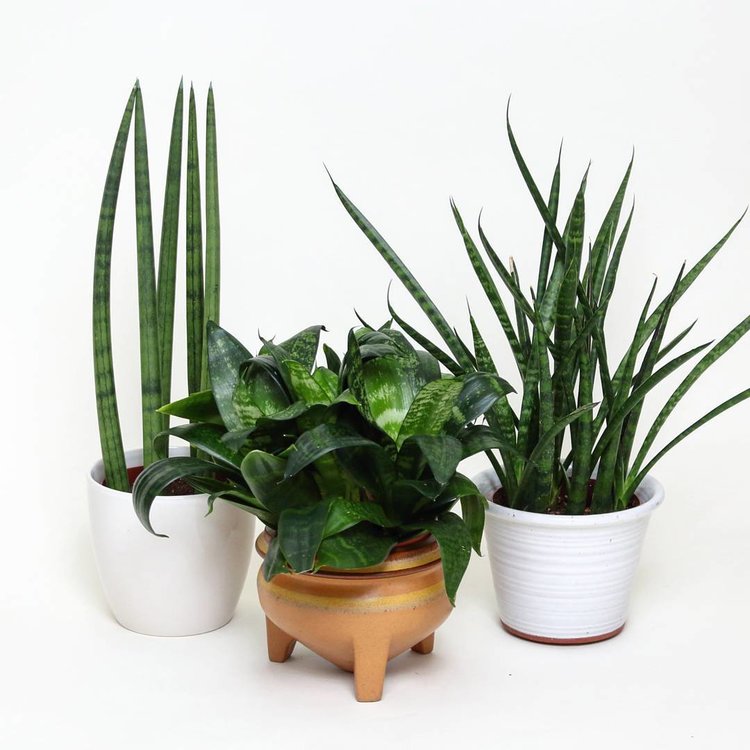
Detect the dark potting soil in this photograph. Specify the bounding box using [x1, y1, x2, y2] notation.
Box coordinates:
[492, 478, 640, 515]
[102, 465, 198, 496]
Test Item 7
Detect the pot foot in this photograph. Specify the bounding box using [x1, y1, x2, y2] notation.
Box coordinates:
[411, 633, 435, 655]
[353, 638, 390, 702]
[265, 617, 296, 662]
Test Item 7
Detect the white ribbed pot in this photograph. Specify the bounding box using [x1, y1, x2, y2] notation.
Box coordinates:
[88, 448, 255, 636]
[474, 468, 665, 644]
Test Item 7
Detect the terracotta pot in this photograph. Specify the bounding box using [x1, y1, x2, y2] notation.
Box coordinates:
[474, 468, 665, 644]
[255, 530, 452, 702]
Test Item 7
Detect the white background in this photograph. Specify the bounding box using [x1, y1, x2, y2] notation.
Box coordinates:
[2, 1, 750, 747]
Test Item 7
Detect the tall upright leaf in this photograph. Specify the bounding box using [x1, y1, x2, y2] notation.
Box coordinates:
[156, 80, 184, 425]
[93, 86, 136, 491]
[133, 84, 162, 467]
[186, 84, 205, 395]
[201, 83, 221, 389]
[329, 173, 470, 367]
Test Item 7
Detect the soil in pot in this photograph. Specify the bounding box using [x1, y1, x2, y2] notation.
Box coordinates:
[103, 465, 197, 496]
[493, 478, 640, 515]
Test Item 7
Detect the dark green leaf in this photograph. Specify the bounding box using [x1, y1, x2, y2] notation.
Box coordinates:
[278, 502, 330, 572]
[284, 424, 379, 478]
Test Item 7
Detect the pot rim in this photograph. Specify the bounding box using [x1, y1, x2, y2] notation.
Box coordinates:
[255, 528, 441, 579]
[88, 447, 207, 501]
[474, 468, 665, 527]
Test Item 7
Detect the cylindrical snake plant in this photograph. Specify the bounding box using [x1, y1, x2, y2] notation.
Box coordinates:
[93, 79, 221, 491]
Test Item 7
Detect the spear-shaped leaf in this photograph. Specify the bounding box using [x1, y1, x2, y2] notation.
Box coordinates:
[93, 86, 135, 492]
[201, 84, 221, 389]
[156, 80, 184, 418]
[133, 83, 162, 467]
[186, 84, 204, 395]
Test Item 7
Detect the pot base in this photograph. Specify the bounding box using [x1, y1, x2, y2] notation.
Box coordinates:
[501, 620, 625, 645]
[264, 616, 437, 702]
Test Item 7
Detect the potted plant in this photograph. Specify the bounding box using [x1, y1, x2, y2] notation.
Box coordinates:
[329, 110, 750, 644]
[88, 80, 255, 636]
[133, 321, 511, 699]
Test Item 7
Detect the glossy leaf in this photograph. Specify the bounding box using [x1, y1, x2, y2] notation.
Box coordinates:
[284, 424, 379, 479]
[158, 389, 223, 424]
[207, 322, 252, 431]
[165, 422, 243, 468]
[316, 525, 398, 570]
[278, 502, 330, 572]
[133, 457, 220, 536]
[412, 513, 472, 606]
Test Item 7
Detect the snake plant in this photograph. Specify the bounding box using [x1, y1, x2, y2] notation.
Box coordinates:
[330, 110, 750, 515]
[132, 322, 512, 603]
[93, 80, 221, 491]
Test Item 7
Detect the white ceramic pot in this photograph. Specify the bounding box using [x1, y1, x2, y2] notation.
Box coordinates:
[88, 448, 255, 636]
[474, 468, 665, 644]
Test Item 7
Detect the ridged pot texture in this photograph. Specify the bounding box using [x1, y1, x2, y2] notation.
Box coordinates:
[255, 530, 452, 701]
[474, 469, 665, 644]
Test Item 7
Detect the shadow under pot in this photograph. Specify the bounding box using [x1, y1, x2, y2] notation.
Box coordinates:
[87, 447, 256, 636]
[255, 529, 452, 702]
[473, 468, 665, 644]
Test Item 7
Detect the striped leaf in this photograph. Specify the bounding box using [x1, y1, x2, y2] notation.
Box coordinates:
[629, 314, 750, 480]
[133, 84, 162, 467]
[329, 173, 470, 367]
[206, 321, 252, 431]
[623, 388, 750, 501]
[278, 502, 330, 572]
[186, 85, 205, 395]
[158, 389, 222, 424]
[201, 84, 221, 389]
[316, 525, 398, 570]
[156, 80, 184, 421]
[93, 86, 135, 492]
[409, 512, 472, 606]
[450, 199, 525, 375]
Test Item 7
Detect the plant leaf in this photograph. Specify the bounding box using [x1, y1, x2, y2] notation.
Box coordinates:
[284, 424, 380, 478]
[315, 524, 398, 570]
[207, 321, 252, 430]
[132, 456, 220, 536]
[93, 85, 135, 492]
[186, 84, 204, 395]
[156, 80, 184, 418]
[133, 83, 162, 466]
[277, 502, 331, 573]
[165, 422, 243, 468]
[323, 498, 393, 537]
[409, 513, 472, 606]
[202, 84, 221, 389]
[329, 173, 471, 366]
[158, 389, 223, 425]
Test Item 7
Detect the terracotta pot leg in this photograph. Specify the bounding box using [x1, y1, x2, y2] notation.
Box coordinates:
[411, 632, 435, 655]
[353, 638, 390, 702]
[265, 617, 296, 663]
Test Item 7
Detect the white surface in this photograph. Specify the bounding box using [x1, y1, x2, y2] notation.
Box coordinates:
[2, 0, 750, 747]
[89, 448, 255, 636]
[478, 469, 664, 641]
